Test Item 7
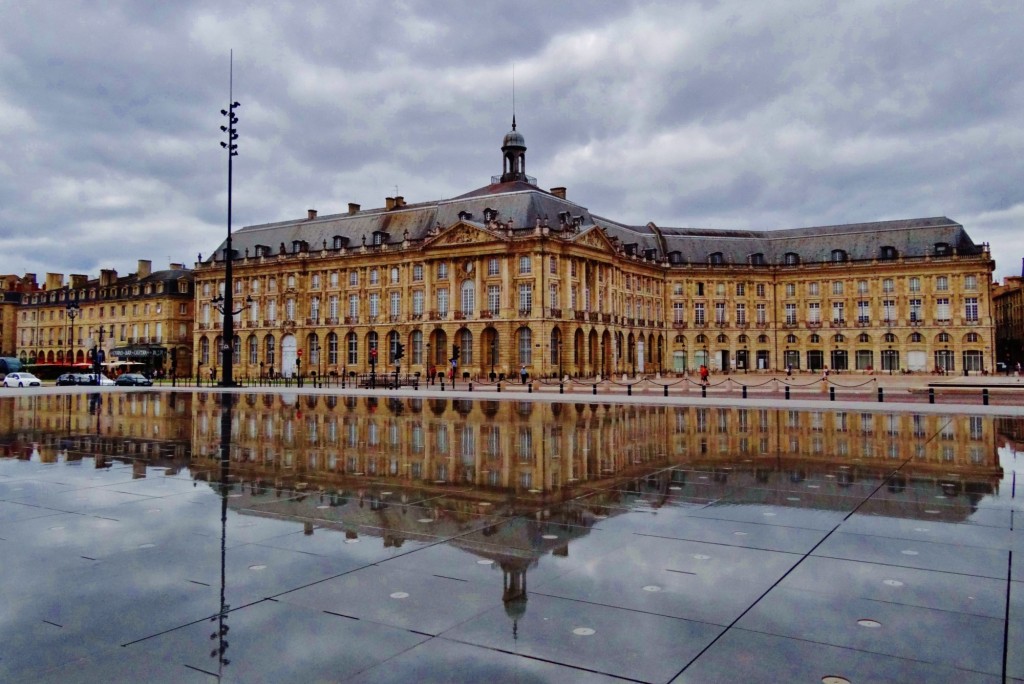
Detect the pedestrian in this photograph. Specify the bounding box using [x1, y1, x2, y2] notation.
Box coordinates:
[699, 364, 709, 386]
[1017, 362, 1021, 377]
[520, 364, 528, 384]
[786, 364, 792, 377]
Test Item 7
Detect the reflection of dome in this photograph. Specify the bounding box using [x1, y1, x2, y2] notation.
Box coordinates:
[504, 595, 527, 620]
[503, 128, 525, 148]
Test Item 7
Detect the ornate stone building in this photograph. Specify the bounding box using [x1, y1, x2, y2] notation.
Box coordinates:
[15, 260, 195, 377]
[993, 269, 1023, 369]
[194, 123, 995, 380]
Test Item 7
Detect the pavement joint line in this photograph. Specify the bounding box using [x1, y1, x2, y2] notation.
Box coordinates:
[1003, 551, 1013, 682]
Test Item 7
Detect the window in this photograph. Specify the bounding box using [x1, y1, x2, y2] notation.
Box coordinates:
[964, 275, 977, 290]
[965, 297, 978, 322]
[518, 284, 532, 312]
[310, 297, 321, 320]
[750, 253, 766, 266]
[785, 303, 797, 324]
[857, 280, 868, 295]
[909, 298, 922, 322]
[715, 302, 726, 323]
[715, 282, 726, 297]
[287, 275, 296, 289]
[936, 276, 948, 291]
[329, 271, 339, 288]
[909, 277, 920, 292]
[489, 285, 501, 314]
[785, 283, 796, 297]
[786, 334, 798, 344]
[832, 281, 844, 295]
[437, 288, 449, 316]
[368, 293, 380, 317]
[808, 282, 819, 296]
[966, 332, 980, 343]
[369, 268, 379, 285]
[248, 336, 258, 365]
[412, 290, 424, 315]
[936, 298, 950, 321]
[882, 278, 894, 293]
[808, 302, 821, 323]
[328, 332, 338, 364]
[756, 283, 766, 297]
[694, 303, 705, 324]
[709, 252, 724, 265]
[437, 263, 448, 280]
[461, 280, 475, 315]
[413, 264, 423, 281]
[696, 282, 704, 296]
[910, 332, 923, 343]
[832, 301, 845, 323]
[347, 333, 358, 365]
[519, 256, 531, 274]
[857, 300, 870, 323]
[390, 267, 400, 284]
[348, 270, 358, 287]
[328, 295, 339, 320]
[883, 300, 896, 322]
[784, 252, 800, 265]
[267, 300, 277, 321]
[883, 332, 897, 343]
[489, 258, 500, 276]
[831, 249, 847, 263]
[348, 294, 359, 318]
[517, 327, 532, 364]
[311, 274, 321, 289]
[735, 303, 746, 324]
[390, 291, 401, 317]
[756, 303, 767, 324]
[265, 336, 276, 366]
[937, 332, 951, 343]
[673, 302, 685, 323]
[880, 245, 898, 259]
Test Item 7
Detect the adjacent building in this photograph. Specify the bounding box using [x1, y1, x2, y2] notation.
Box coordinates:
[15, 260, 195, 377]
[194, 123, 995, 380]
[993, 264, 1024, 368]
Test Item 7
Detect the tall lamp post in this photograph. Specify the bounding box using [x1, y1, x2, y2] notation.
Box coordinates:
[217, 51, 241, 387]
[66, 302, 80, 367]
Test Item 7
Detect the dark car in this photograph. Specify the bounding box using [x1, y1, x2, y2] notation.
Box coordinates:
[56, 373, 92, 386]
[114, 373, 153, 387]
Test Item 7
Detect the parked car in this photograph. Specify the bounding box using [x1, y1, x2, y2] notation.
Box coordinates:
[56, 373, 93, 386]
[3, 372, 42, 388]
[115, 373, 153, 387]
[95, 374, 116, 386]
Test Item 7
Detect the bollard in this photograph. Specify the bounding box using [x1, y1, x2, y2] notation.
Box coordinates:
[628, 384, 632, 396]
[701, 385, 707, 398]
[785, 385, 790, 400]
[528, 383, 532, 393]
[742, 385, 747, 399]
[559, 383, 564, 394]
[663, 384, 668, 397]
[829, 386, 835, 401]
[983, 388, 989, 406]
[497, 383, 501, 393]
[877, 387, 884, 403]
[593, 384, 598, 395]
[469, 382, 473, 392]
[928, 387, 935, 404]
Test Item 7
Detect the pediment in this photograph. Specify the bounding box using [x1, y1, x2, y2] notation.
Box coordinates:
[571, 226, 616, 253]
[427, 221, 506, 247]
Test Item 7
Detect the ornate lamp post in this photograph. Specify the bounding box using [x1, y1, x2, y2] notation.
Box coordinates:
[217, 51, 242, 387]
[66, 302, 80, 367]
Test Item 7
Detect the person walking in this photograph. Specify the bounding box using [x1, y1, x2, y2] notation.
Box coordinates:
[520, 364, 528, 384]
[699, 364, 709, 386]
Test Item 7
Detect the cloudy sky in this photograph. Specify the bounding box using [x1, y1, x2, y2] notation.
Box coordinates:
[1, 0, 1022, 284]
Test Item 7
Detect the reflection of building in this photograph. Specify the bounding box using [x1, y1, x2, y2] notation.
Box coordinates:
[13, 261, 194, 376]
[993, 269, 1023, 368]
[194, 122, 994, 381]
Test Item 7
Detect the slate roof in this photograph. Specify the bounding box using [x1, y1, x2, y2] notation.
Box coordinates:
[210, 177, 982, 267]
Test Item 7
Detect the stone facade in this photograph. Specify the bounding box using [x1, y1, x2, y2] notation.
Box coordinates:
[993, 274, 1024, 368]
[193, 124, 995, 381]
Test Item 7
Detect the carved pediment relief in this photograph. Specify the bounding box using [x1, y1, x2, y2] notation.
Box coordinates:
[572, 226, 615, 253]
[429, 222, 504, 247]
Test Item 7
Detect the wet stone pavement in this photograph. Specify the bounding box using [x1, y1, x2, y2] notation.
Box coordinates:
[0, 391, 1021, 683]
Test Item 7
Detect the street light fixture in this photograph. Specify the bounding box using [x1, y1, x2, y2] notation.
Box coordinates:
[217, 50, 242, 387]
[66, 301, 80, 367]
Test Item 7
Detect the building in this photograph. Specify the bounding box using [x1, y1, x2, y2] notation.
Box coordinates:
[15, 260, 195, 377]
[993, 264, 1024, 369]
[193, 122, 995, 380]
[0, 274, 30, 357]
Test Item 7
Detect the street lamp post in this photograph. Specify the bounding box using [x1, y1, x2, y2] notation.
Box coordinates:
[557, 336, 563, 379]
[425, 342, 431, 385]
[217, 50, 241, 387]
[66, 302, 80, 368]
[888, 345, 893, 376]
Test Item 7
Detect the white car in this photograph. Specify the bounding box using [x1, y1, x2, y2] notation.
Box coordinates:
[3, 372, 42, 387]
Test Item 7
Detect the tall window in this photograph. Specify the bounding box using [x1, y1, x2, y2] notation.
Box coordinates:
[735, 303, 746, 324]
[489, 258, 500, 276]
[964, 275, 977, 290]
[808, 282, 819, 296]
[519, 256, 531, 274]
[437, 288, 449, 316]
[329, 295, 338, 319]
[411, 330, 423, 364]
[413, 263, 423, 281]
[309, 334, 320, 367]
[694, 302, 705, 325]
[518, 284, 532, 313]
[785, 303, 797, 324]
[267, 300, 277, 322]
[807, 302, 820, 323]
[909, 298, 922, 322]
[882, 278, 894, 293]
[390, 267, 400, 284]
[756, 303, 766, 324]
[348, 270, 358, 287]
[489, 285, 501, 314]
[390, 291, 401, 317]
[936, 276, 948, 291]
[369, 293, 380, 317]
[673, 302, 685, 323]
[248, 336, 258, 364]
[965, 297, 978, 322]
[369, 268, 379, 285]
[832, 281, 844, 295]
[882, 300, 896, 322]
[736, 282, 745, 296]
[310, 297, 320, 321]
[285, 298, 295, 320]
[832, 301, 845, 323]
[348, 294, 359, 319]
[347, 333, 358, 365]
[857, 300, 870, 323]
[265, 336, 276, 366]
[785, 283, 796, 297]
[936, 298, 950, 321]
[200, 337, 209, 365]
[517, 327, 532, 364]
[460, 329, 472, 364]
[756, 283, 766, 297]
[327, 332, 338, 364]
[461, 280, 475, 315]
[437, 262, 448, 279]
[715, 302, 726, 324]
[412, 290, 424, 315]
[909, 277, 920, 292]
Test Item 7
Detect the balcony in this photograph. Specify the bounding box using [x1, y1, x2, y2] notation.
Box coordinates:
[589, 312, 599, 322]
[602, 313, 612, 323]
[829, 319, 846, 328]
[672, 321, 688, 329]
[855, 319, 871, 327]
[574, 311, 586, 321]
[367, 316, 379, 324]
[326, 317, 339, 325]
[805, 321, 822, 329]
[245, 320, 257, 328]
[306, 318, 320, 326]
[735, 322, 749, 329]
[626, 317, 636, 327]
[410, 313, 422, 321]
[549, 308, 562, 319]
[518, 308, 533, 317]
[454, 311, 466, 321]
[263, 319, 277, 327]
[198, 323, 209, 330]
[389, 314, 402, 323]
[755, 322, 770, 329]
[480, 310, 494, 319]
[782, 322, 798, 329]
[344, 316, 359, 325]
[715, 321, 729, 328]
[693, 321, 707, 329]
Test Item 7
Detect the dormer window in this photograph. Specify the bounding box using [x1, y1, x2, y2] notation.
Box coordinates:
[332, 236, 348, 250]
[709, 252, 724, 265]
[668, 251, 684, 265]
[831, 249, 847, 263]
[784, 252, 800, 266]
[372, 231, 389, 246]
[624, 243, 638, 256]
[458, 210, 473, 221]
[291, 240, 303, 253]
[934, 242, 951, 256]
[644, 248, 657, 260]
[880, 245, 898, 260]
[254, 244, 270, 257]
[750, 253, 766, 266]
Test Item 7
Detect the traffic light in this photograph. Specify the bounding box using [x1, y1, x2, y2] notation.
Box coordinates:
[370, 347, 378, 366]
[451, 344, 460, 362]
[395, 343, 405, 361]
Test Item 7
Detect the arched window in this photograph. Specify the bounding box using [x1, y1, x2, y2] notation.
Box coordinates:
[717, 334, 728, 343]
[264, 335, 276, 366]
[411, 329, 423, 364]
[695, 334, 707, 344]
[883, 333, 897, 343]
[346, 332, 358, 365]
[965, 332, 980, 343]
[461, 280, 475, 315]
[786, 334, 798, 344]
[833, 334, 845, 343]
[809, 334, 821, 344]
[937, 332, 951, 343]
[737, 334, 748, 344]
[517, 327, 532, 365]
[858, 333, 871, 343]
[758, 334, 769, 344]
[909, 332, 923, 343]
[831, 249, 848, 263]
[452, 329, 469, 365]
[674, 335, 685, 344]
[784, 252, 800, 266]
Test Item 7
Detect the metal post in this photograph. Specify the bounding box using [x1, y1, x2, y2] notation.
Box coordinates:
[559, 382, 563, 394]
[877, 387, 884, 402]
[929, 387, 935, 404]
[663, 384, 668, 397]
[593, 384, 598, 395]
[701, 385, 707, 398]
[742, 385, 747, 399]
[829, 386, 835, 401]
[785, 385, 790, 400]
[982, 388, 989, 406]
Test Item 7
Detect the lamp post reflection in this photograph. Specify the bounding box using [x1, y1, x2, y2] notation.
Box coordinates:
[211, 391, 234, 673]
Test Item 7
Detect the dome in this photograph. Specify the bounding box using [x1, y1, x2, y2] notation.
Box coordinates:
[503, 129, 525, 148]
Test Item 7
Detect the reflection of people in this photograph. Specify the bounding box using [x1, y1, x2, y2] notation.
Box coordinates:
[520, 365, 528, 384]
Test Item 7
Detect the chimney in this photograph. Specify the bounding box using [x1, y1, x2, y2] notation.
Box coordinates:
[348, 202, 361, 215]
[550, 187, 566, 199]
[100, 269, 117, 287]
[45, 273, 64, 290]
[385, 197, 396, 211]
[394, 196, 405, 208]
[70, 274, 88, 289]
[137, 260, 152, 278]
[307, 209, 317, 220]
[169, 263, 184, 271]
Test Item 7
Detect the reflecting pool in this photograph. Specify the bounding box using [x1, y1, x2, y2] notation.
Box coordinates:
[1, 391, 1021, 683]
